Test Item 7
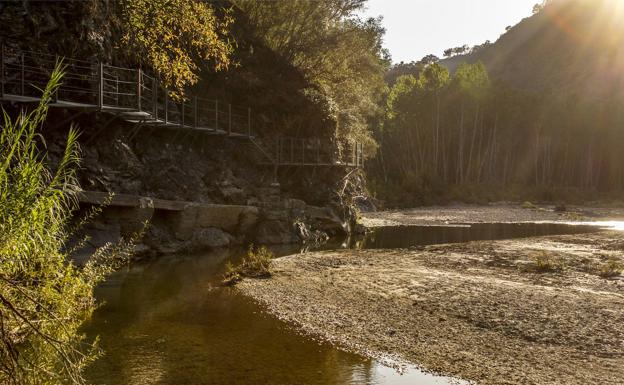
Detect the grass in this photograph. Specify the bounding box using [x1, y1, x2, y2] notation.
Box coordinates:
[529, 251, 562, 273]
[597, 256, 623, 278]
[0, 63, 139, 384]
[223, 245, 274, 285]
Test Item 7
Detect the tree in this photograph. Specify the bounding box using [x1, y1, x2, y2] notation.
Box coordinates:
[443, 44, 470, 58]
[420, 54, 440, 65]
[235, 0, 389, 150]
[533, 0, 552, 14]
[120, 0, 235, 97]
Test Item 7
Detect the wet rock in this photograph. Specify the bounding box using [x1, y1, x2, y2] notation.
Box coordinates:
[191, 227, 233, 249]
[294, 221, 329, 245]
[255, 220, 299, 244]
[353, 196, 378, 213]
[306, 205, 346, 235]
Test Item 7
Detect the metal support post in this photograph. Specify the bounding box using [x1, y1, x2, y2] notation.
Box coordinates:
[152, 78, 158, 119]
[97, 62, 103, 109]
[20, 53, 25, 96]
[215, 100, 219, 131]
[316, 139, 321, 164]
[248, 107, 251, 137]
[228, 103, 232, 135]
[136, 69, 142, 111]
[164, 89, 169, 125]
[193, 97, 198, 128]
[0, 43, 4, 98]
[181, 100, 185, 127]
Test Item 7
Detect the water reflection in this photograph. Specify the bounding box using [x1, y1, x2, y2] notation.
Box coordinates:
[84, 248, 461, 385]
[350, 222, 603, 250]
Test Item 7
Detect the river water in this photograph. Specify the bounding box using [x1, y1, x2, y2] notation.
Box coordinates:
[84, 222, 605, 385]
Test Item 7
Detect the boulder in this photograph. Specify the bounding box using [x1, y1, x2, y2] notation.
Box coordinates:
[306, 205, 346, 235]
[191, 227, 233, 249]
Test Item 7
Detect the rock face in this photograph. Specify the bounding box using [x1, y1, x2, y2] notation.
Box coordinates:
[74, 188, 348, 257]
[255, 220, 299, 245]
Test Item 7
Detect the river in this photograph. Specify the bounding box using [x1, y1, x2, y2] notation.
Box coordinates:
[83, 222, 604, 385]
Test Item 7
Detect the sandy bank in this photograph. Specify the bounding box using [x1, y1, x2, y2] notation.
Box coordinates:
[240, 231, 624, 385]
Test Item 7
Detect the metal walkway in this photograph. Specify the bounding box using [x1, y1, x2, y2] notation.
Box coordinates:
[0, 44, 363, 167]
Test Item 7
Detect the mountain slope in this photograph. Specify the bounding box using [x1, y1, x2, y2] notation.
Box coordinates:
[442, 0, 624, 100]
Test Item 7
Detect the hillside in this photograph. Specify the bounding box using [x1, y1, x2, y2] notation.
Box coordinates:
[442, 0, 624, 100]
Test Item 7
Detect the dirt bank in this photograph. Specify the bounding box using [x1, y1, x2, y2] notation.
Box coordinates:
[240, 231, 624, 385]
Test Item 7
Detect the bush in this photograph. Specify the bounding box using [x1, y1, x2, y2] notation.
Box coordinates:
[598, 257, 623, 278]
[530, 251, 561, 272]
[223, 245, 274, 285]
[0, 64, 136, 384]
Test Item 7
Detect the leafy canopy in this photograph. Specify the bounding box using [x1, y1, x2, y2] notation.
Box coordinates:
[120, 0, 235, 97]
[236, 0, 389, 150]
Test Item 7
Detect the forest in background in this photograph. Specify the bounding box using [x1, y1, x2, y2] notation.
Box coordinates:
[369, 0, 624, 206]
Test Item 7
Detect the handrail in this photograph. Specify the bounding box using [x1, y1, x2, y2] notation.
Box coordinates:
[0, 43, 364, 167]
[0, 44, 255, 137]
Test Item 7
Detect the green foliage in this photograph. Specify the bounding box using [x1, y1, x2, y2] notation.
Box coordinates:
[120, 0, 234, 98]
[223, 245, 274, 285]
[370, 55, 624, 206]
[236, 0, 389, 151]
[0, 65, 135, 384]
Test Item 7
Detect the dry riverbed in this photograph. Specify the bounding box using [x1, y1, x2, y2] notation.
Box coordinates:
[240, 229, 624, 385]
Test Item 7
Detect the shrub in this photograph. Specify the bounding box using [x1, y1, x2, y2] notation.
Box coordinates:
[0, 64, 136, 384]
[598, 257, 623, 278]
[530, 251, 561, 272]
[223, 245, 274, 285]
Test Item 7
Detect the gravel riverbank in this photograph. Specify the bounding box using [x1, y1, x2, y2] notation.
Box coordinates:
[240, 229, 624, 385]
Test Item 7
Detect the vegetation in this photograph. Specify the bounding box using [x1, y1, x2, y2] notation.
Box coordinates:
[529, 251, 562, 273]
[371, 57, 624, 206]
[597, 257, 623, 278]
[223, 245, 274, 285]
[119, 0, 235, 97]
[235, 0, 389, 150]
[0, 66, 134, 384]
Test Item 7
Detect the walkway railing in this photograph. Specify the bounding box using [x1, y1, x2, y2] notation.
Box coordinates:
[0, 44, 252, 137]
[0, 44, 364, 167]
[260, 137, 364, 167]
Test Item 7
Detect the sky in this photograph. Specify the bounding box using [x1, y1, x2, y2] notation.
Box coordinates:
[359, 0, 539, 63]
